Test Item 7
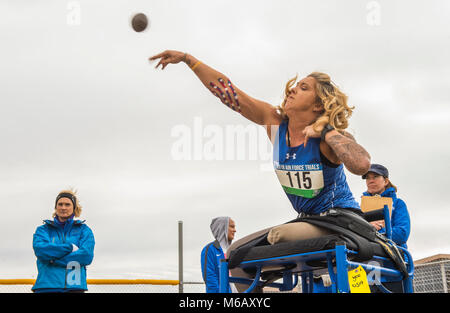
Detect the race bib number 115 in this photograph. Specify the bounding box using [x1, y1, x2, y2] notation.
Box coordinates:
[275, 168, 324, 199]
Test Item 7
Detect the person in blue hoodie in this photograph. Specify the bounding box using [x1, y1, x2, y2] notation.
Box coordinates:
[362, 164, 411, 249]
[362, 164, 411, 293]
[32, 190, 95, 293]
[201, 217, 236, 293]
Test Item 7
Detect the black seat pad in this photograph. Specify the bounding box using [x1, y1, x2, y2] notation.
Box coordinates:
[231, 234, 388, 264]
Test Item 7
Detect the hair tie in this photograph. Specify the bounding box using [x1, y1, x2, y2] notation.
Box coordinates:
[55, 193, 77, 210]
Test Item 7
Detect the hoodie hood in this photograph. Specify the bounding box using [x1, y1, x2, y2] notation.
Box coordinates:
[210, 216, 231, 252]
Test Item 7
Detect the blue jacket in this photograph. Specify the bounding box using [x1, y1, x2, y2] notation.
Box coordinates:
[363, 188, 411, 248]
[32, 218, 95, 292]
[200, 241, 231, 293]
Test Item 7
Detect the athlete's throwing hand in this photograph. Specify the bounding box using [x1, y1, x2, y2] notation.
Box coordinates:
[149, 50, 185, 70]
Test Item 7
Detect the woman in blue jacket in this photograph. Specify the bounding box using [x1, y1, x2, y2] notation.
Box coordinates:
[32, 190, 95, 293]
[362, 164, 411, 248]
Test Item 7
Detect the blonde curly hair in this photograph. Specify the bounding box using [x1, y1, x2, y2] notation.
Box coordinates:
[277, 72, 354, 133]
[52, 188, 82, 218]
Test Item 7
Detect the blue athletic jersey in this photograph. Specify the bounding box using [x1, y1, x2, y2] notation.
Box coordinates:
[273, 120, 360, 215]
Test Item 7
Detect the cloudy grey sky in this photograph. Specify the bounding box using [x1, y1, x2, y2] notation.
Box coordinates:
[1, 0, 449, 283]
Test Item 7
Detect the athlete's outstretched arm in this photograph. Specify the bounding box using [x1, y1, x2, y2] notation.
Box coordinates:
[149, 50, 282, 127]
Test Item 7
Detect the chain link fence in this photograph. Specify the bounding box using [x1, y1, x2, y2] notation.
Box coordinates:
[0, 279, 299, 293]
[413, 260, 450, 293]
[0, 279, 181, 293]
[0, 284, 180, 293]
[183, 282, 207, 293]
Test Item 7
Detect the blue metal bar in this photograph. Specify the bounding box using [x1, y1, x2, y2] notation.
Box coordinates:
[397, 246, 414, 293]
[402, 276, 414, 293]
[301, 273, 309, 293]
[240, 248, 337, 266]
[232, 272, 299, 292]
[243, 266, 262, 293]
[347, 260, 403, 278]
[279, 271, 293, 291]
[335, 244, 350, 293]
[219, 259, 230, 293]
[383, 205, 392, 240]
[307, 272, 314, 293]
[370, 254, 395, 263]
[228, 277, 285, 289]
[292, 274, 299, 290]
[398, 246, 415, 276]
[326, 253, 337, 293]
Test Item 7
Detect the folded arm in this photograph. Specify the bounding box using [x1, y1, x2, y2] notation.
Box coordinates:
[33, 227, 73, 263]
[53, 226, 95, 267]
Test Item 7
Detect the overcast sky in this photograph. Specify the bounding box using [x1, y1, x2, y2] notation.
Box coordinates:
[1, 0, 449, 283]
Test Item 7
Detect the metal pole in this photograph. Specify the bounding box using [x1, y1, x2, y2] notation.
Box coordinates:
[178, 221, 183, 293]
[335, 243, 350, 293]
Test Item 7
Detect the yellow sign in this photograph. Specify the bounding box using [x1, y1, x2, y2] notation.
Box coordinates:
[348, 265, 371, 293]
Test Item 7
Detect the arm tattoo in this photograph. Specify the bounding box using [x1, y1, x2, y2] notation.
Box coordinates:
[326, 132, 370, 174]
[208, 78, 242, 113]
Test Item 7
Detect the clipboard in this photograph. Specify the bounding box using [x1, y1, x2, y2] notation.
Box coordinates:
[360, 196, 392, 217]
